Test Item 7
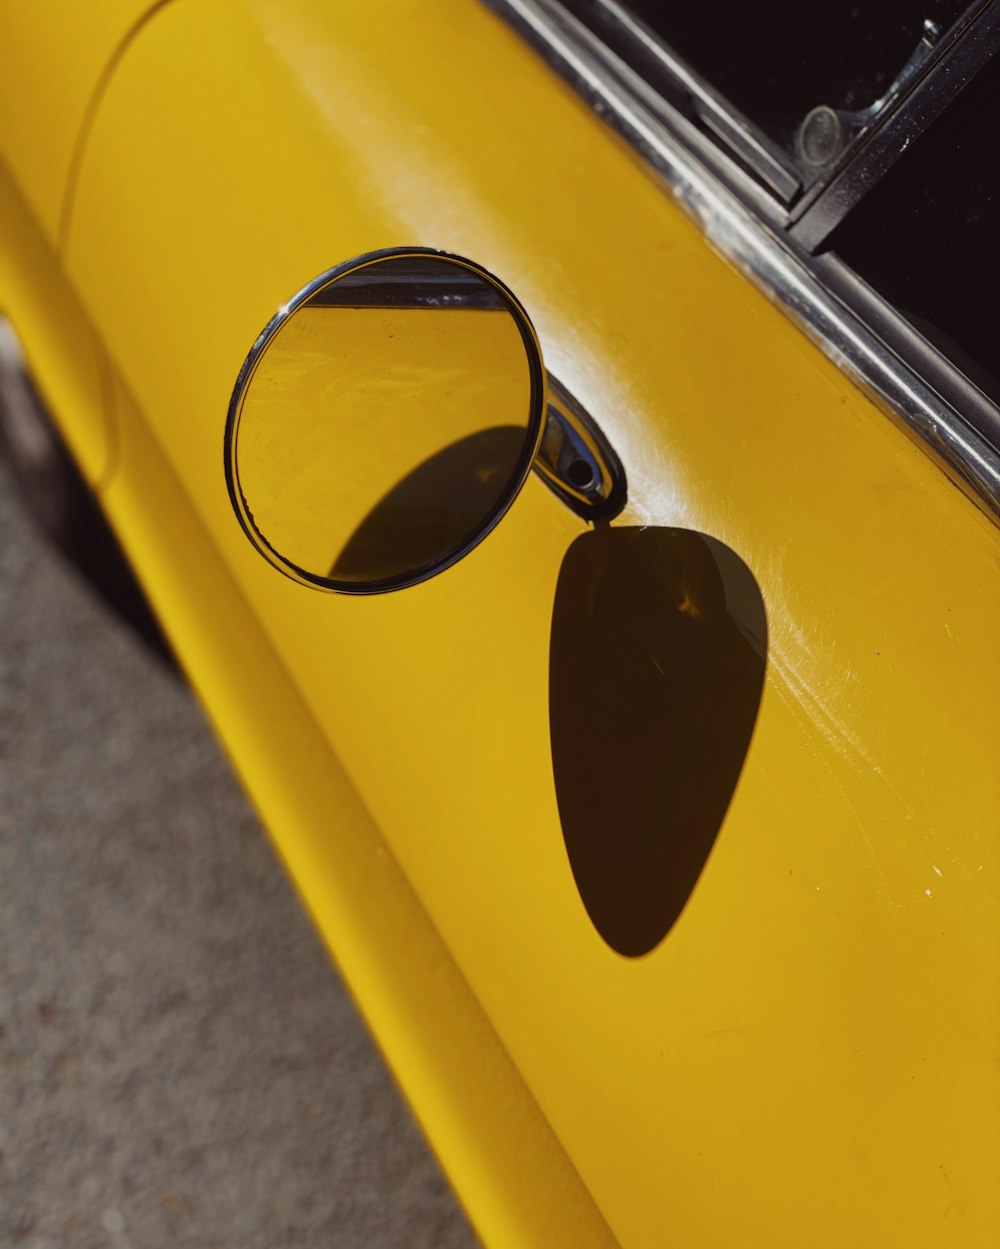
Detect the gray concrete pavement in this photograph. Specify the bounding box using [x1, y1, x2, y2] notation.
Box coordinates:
[0, 459, 478, 1249]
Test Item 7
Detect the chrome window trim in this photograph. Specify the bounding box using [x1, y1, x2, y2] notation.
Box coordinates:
[484, 0, 1000, 523]
[569, 0, 803, 203]
[566, 0, 1000, 243]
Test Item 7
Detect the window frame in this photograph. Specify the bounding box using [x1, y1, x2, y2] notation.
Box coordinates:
[483, 0, 1000, 522]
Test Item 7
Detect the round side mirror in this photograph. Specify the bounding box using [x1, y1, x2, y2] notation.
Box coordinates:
[225, 248, 546, 594]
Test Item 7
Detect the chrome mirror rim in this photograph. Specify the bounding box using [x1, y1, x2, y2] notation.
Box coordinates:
[224, 246, 547, 595]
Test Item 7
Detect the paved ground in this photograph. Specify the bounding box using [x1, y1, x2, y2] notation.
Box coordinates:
[0, 458, 478, 1249]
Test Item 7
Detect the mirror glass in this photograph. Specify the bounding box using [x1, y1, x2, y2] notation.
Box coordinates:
[225, 250, 545, 593]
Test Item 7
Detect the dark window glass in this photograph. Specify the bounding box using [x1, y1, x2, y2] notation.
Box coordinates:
[564, 0, 969, 158]
[826, 53, 1000, 406]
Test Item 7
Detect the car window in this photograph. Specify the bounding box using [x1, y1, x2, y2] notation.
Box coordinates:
[826, 51, 1000, 408]
[564, 0, 972, 169]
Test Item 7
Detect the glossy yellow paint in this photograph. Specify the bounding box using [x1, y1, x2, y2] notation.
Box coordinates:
[0, 159, 110, 484]
[11, 0, 1000, 1244]
[0, 0, 158, 246]
[104, 369, 620, 1249]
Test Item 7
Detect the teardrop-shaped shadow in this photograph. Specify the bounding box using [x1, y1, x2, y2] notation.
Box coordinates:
[550, 526, 767, 957]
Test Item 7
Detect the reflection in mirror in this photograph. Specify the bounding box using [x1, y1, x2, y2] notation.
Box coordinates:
[550, 526, 767, 957]
[227, 251, 544, 593]
[331, 426, 526, 582]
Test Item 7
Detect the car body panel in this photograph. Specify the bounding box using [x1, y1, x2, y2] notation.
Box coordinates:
[6, 0, 999, 1245]
[0, 0, 159, 248]
[0, 161, 110, 484]
[102, 370, 618, 1249]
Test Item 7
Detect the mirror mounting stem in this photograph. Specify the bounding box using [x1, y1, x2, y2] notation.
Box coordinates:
[534, 374, 627, 522]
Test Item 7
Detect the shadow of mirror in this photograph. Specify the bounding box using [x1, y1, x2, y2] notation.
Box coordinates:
[331, 425, 525, 584]
[550, 526, 767, 957]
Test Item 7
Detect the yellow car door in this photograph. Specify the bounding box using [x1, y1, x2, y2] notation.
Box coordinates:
[0, 0, 164, 485]
[28, 0, 1000, 1245]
